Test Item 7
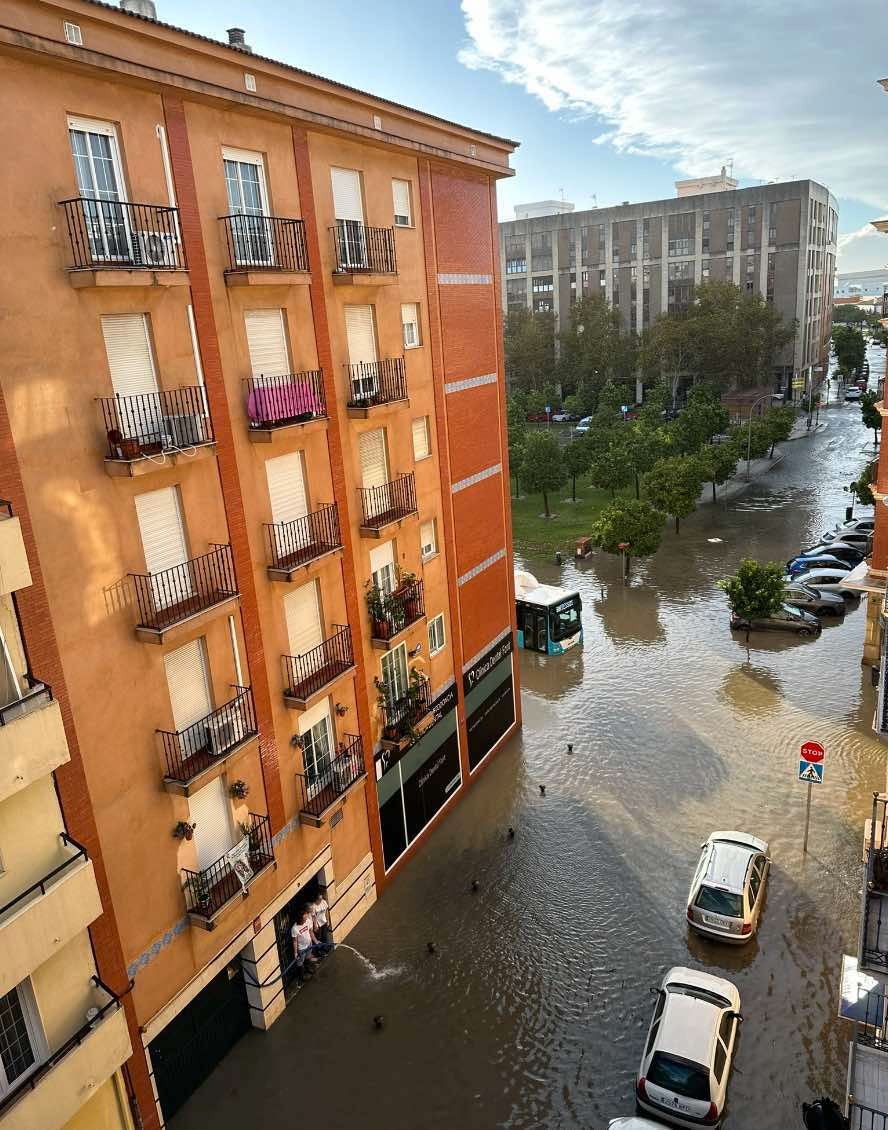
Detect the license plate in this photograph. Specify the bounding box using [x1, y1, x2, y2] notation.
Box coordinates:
[702, 912, 733, 929]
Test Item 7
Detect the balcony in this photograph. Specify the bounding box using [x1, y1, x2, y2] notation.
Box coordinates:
[59, 197, 187, 287]
[864, 796, 888, 971]
[0, 834, 100, 995]
[0, 677, 68, 803]
[295, 735, 366, 828]
[0, 977, 130, 1130]
[245, 371, 327, 441]
[130, 544, 239, 644]
[98, 388, 215, 477]
[331, 220, 397, 284]
[265, 504, 342, 581]
[0, 500, 31, 595]
[283, 625, 355, 709]
[379, 672, 433, 752]
[158, 687, 257, 795]
[358, 473, 418, 537]
[346, 358, 408, 418]
[849, 1101, 888, 1129]
[368, 578, 425, 649]
[182, 812, 274, 929]
[219, 214, 309, 284]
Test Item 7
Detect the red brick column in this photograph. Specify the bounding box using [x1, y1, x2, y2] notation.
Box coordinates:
[162, 95, 285, 833]
[0, 389, 158, 1128]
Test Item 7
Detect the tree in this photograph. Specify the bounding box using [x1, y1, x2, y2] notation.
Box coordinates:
[671, 384, 730, 454]
[729, 417, 771, 462]
[832, 325, 866, 374]
[503, 308, 556, 394]
[861, 391, 882, 447]
[717, 558, 786, 642]
[762, 405, 797, 457]
[590, 430, 635, 498]
[644, 454, 705, 533]
[590, 498, 665, 571]
[697, 442, 739, 503]
[520, 430, 566, 518]
[850, 461, 876, 508]
[623, 420, 668, 498]
[508, 425, 526, 498]
[833, 305, 872, 325]
[557, 294, 636, 409]
[563, 438, 592, 502]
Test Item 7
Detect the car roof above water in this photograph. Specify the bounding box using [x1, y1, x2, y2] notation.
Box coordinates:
[702, 839, 756, 894]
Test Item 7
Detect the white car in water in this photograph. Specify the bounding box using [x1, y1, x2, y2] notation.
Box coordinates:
[686, 832, 770, 943]
[636, 968, 742, 1128]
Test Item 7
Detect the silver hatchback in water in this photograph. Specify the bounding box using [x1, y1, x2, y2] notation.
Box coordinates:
[686, 832, 770, 944]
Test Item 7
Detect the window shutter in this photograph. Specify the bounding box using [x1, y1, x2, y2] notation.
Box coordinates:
[244, 309, 290, 376]
[163, 638, 212, 732]
[331, 168, 364, 222]
[297, 696, 332, 739]
[344, 305, 377, 364]
[392, 179, 411, 225]
[369, 541, 395, 577]
[134, 487, 188, 575]
[188, 777, 234, 871]
[101, 314, 158, 398]
[265, 451, 308, 526]
[359, 429, 388, 489]
[284, 581, 323, 658]
[420, 521, 436, 556]
[412, 417, 430, 460]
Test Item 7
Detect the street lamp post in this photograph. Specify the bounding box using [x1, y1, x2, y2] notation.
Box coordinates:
[744, 393, 771, 482]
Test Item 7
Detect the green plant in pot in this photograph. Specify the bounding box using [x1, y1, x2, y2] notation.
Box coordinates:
[184, 872, 211, 911]
[365, 582, 390, 639]
[399, 571, 420, 620]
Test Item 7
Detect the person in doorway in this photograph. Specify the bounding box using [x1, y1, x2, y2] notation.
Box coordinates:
[291, 907, 319, 976]
[310, 891, 334, 954]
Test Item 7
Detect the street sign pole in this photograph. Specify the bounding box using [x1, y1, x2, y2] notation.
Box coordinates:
[803, 780, 813, 854]
[799, 740, 825, 854]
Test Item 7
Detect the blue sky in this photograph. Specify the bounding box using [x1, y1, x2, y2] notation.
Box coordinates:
[159, 0, 888, 272]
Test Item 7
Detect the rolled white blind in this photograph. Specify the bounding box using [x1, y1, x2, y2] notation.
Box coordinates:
[266, 451, 308, 526]
[244, 309, 290, 376]
[392, 179, 411, 224]
[359, 429, 388, 488]
[284, 581, 323, 658]
[189, 777, 234, 871]
[331, 168, 364, 222]
[135, 487, 188, 575]
[412, 417, 430, 460]
[101, 314, 158, 398]
[164, 638, 211, 732]
[344, 305, 377, 364]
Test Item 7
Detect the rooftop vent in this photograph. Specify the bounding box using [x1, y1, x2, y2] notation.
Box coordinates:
[227, 27, 252, 51]
[119, 0, 157, 18]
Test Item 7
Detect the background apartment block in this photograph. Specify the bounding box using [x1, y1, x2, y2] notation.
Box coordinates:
[0, 1, 519, 1125]
[499, 178, 838, 398]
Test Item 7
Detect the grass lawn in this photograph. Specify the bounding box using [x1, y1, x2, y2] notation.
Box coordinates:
[510, 475, 635, 559]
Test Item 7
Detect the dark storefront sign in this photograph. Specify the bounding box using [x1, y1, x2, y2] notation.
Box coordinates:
[464, 632, 515, 772]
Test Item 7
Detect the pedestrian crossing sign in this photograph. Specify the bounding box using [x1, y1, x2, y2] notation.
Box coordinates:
[799, 761, 823, 784]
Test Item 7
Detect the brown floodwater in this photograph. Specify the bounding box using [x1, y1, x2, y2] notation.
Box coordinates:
[173, 358, 885, 1130]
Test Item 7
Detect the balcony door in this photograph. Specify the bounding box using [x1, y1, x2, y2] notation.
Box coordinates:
[359, 428, 390, 519]
[331, 167, 367, 269]
[284, 581, 324, 678]
[0, 980, 45, 1099]
[135, 486, 193, 610]
[164, 638, 212, 736]
[345, 305, 378, 401]
[223, 148, 272, 267]
[381, 643, 409, 705]
[297, 698, 334, 794]
[188, 777, 235, 874]
[266, 451, 309, 560]
[101, 313, 163, 447]
[68, 115, 128, 262]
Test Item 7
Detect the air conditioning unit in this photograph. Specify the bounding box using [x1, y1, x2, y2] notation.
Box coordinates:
[162, 414, 205, 448]
[207, 711, 247, 757]
[134, 230, 178, 268]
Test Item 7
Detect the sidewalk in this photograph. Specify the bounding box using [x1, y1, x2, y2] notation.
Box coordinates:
[698, 451, 785, 505]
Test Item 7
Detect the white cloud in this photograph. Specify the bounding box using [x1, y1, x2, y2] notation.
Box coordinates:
[459, 0, 888, 212]
[838, 223, 888, 272]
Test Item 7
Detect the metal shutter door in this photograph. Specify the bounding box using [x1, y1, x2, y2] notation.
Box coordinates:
[331, 168, 364, 222]
[344, 305, 377, 364]
[284, 581, 323, 658]
[359, 429, 388, 489]
[411, 417, 429, 459]
[101, 314, 158, 397]
[164, 638, 211, 732]
[134, 487, 192, 607]
[265, 452, 308, 526]
[392, 180, 410, 223]
[244, 309, 289, 376]
[189, 777, 234, 872]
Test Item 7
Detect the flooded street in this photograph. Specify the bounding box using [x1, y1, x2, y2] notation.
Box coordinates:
[175, 368, 885, 1130]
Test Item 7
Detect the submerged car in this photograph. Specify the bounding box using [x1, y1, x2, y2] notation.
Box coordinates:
[845, 387, 863, 401]
[783, 582, 846, 617]
[822, 517, 875, 540]
[637, 967, 742, 1128]
[789, 569, 860, 598]
[575, 416, 593, 434]
[801, 542, 865, 568]
[820, 529, 872, 551]
[786, 554, 850, 577]
[609, 1120, 664, 1129]
[730, 603, 821, 636]
[687, 832, 770, 943]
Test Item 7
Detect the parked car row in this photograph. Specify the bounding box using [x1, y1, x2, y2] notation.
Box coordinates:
[609, 833, 769, 1127]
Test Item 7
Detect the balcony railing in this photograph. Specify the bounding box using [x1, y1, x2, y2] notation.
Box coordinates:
[0, 673, 53, 727]
[850, 1103, 888, 1130]
[182, 812, 273, 920]
[346, 357, 407, 410]
[359, 472, 417, 531]
[130, 545, 238, 634]
[158, 687, 257, 788]
[0, 832, 87, 923]
[380, 674, 433, 747]
[245, 371, 327, 431]
[853, 984, 888, 1053]
[220, 214, 308, 273]
[296, 734, 365, 819]
[331, 220, 397, 275]
[864, 795, 888, 968]
[283, 625, 354, 704]
[59, 197, 185, 270]
[266, 504, 342, 574]
[99, 388, 213, 461]
[369, 579, 425, 642]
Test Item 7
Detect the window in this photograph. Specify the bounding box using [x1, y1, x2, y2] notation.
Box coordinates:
[713, 1040, 727, 1081]
[401, 303, 421, 349]
[164, 638, 212, 734]
[505, 236, 527, 274]
[746, 256, 755, 274]
[135, 486, 191, 609]
[370, 541, 396, 596]
[420, 519, 437, 559]
[381, 643, 409, 703]
[64, 21, 83, 45]
[531, 231, 552, 271]
[223, 147, 271, 266]
[0, 981, 43, 1097]
[646, 1053, 711, 1102]
[532, 275, 553, 293]
[299, 699, 334, 791]
[428, 614, 446, 655]
[694, 886, 743, 918]
[392, 179, 412, 227]
[551, 597, 581, 642]
[702, 260, 710, 278]
[506, 278, 526, 309]
[68, 116, 127, 260]
[412, 417, 431, 461]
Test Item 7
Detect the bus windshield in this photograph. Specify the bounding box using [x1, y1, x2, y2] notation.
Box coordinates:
[550, 596, 581, 642]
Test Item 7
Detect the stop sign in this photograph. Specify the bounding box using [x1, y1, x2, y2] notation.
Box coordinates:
[801, 741, 825, 764]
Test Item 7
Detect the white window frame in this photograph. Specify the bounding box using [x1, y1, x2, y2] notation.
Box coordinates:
[412, 417, 431, 462]
[222, 147, 272, 267]
[420, 519, 437, 560]
[221, 147, 270, 215]
[380, 643, 409, 702]
[392, 179, 413, 227]
[0, 979, 46, 1098]
[401, 303, 421, 349]
[428, 614, 446, 656]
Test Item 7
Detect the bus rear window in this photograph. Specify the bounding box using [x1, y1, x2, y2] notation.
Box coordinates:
[551, 598, 581, 641]
[695, 886, 743, 918]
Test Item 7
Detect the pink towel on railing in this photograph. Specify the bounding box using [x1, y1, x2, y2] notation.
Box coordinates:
[248, 381, 323, 424]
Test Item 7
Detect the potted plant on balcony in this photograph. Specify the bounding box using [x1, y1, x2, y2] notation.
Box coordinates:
[229, 779, 249, 800]
[405, 668, 429, 729]
[374, 678, 401, 743]
[172, 820, 197, 841]
[184, 872, 211, 914]
[107, 428, 141, 461]
[365, 583, 390, 640]
[398, 571, 420, 620]
[239, 820, 265, 866]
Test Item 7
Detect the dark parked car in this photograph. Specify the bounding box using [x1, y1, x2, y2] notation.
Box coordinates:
[801, 542, 865, 567]
[783, 582, 846, 617]
[730, 603, 822, 636]
[786, 554, 850, 577]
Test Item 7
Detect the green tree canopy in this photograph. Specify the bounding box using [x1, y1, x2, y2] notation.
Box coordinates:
[504, 308, 556, 394]
[718, 558, 786, 639]
[520, 430, 566, 517]
[730, 417, 771, 462]
[670, 385, 730, 454]
[861, 391, 882, 445]
[762, 405, 797, 456]
[850, 460, 876, 508]
[832, 305, 874, 325]
[832, 325, 866, 374]
[697, 442, 740, 503]
[590, 430, 635, 498]
[644, 454, 705, 532]
[590, 498, 665, 565]
[557, 294, 637, 411]
[563, 438, 593, 502]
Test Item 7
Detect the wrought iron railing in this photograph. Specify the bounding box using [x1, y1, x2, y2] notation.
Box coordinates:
[219, 214, 308, 272]
[369, 579, 425, 641]
[59, 197, 185, 270]
[854, 984, 888, 1052]
[381, 675, 433, 744]
[0, 833, 87, 922]
[130, 545, 238, 633]
[296, 734, 365, 818]
[0, 673, 53, 726]
[358, 472, 417, 530]
[283, 625, 354, 703]
[245, 370, 327, 430]
[182, 812, 273, 919]
[331, 220, 397, 274]
[850, 1102, 888, 1129]
[158, 687, 256, 787]
[265, 504, 341, 573]
[99, 387, 212, 460]
[346, 357, 407, 409]
[864, 795, 888, 968]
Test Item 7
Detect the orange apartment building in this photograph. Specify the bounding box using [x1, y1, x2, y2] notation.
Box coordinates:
[0, 1, 520, 1125]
